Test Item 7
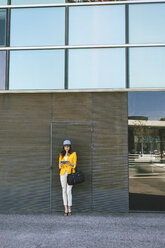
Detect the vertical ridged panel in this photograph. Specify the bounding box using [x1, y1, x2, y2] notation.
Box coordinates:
[92, 93, 128, 212]
[0, 94, 50, 213]
[51, 93, 93, 211]
[52, 93, 92, 123]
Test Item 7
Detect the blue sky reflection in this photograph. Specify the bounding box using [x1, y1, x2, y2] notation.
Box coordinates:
[10, 7, 65, 46]
[69, 5, 125, 45]
[9, 50, 65, 90]
[128, 92, 165, 120]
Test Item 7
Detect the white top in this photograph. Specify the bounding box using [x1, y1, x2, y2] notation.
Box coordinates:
[64, 154, 68, 161]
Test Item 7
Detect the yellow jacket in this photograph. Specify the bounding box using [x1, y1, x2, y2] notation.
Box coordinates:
[59, 152, 77, 175]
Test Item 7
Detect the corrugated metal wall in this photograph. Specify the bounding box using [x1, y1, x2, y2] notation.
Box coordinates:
[92, 93, 128, 211]
[0, 94, 51, 213]
[0, 92, 128, 213]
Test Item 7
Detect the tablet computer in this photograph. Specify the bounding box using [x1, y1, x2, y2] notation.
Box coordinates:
[61, 161, 69, 164]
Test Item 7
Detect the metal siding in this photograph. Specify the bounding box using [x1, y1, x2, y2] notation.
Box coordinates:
[92, 93, 128, 211]
[0, 94, 50, 213]
[0, 92, 128, 213]
[52, 93, 92, 123]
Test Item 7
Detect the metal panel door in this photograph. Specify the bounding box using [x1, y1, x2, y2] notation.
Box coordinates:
[50, 122, 92, 212]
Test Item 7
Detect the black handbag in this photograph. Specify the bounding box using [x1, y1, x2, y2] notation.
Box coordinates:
[67, 167, 85, 185]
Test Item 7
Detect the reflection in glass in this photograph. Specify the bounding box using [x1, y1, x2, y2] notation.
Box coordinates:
[11, 0, 64, 4]
[130, 4, 165, 44]
[69, 5, 125, 45]
[69, 48, 125, 89]
[10, 8, 65, 46]
[130, 47, 165, 88]
[9, 50, 65, 90]
[0, 51, 6, 90]
[0, 9, 6, 46]
[128, 92, 165, 211]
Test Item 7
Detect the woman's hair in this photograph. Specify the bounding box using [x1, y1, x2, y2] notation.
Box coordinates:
[60, 145, 73, 157]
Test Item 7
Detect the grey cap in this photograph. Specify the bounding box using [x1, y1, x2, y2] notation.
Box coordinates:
[63, 140, 71, 146]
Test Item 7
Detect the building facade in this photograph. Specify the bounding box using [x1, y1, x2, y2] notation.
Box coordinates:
[0, 0, 165, 213]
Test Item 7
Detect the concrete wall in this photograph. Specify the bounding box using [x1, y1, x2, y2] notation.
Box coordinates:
[0, 92, 128, 213]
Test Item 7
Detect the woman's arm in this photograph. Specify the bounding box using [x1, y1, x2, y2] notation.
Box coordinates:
[59, 153, 63, 169]
[73, 152, 77, 168]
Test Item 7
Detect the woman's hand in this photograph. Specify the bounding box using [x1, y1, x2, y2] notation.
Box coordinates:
[66, 161, 74, 167]
[60, 163, 64, 168]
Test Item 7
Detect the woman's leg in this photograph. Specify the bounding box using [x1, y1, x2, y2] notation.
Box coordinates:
[67, 184, 73, 215]
[60, 172, 68, 214]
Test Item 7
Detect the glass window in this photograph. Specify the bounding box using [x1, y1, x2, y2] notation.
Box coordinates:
[0, 9, 6, 46]
[69, 5, 125, 45]
[130, 47, 165, 88]
[69, 48, 125, 89]
[9, 50, 65, 90]
[11, 0, 64, 4]
[129, 4, 165, 43]
[128, 92, 165, 211]
[0, 0, 7, 4]
[10, 7, 65, 46]
[0, 51, 6, 90]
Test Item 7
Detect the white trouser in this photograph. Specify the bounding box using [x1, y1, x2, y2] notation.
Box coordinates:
[60, 171, 73, 206]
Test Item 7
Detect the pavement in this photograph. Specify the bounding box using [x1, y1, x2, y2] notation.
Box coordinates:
[0, 212, 165, 248]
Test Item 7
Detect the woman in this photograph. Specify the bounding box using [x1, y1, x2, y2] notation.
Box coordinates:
[59, 140, 77, 216]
